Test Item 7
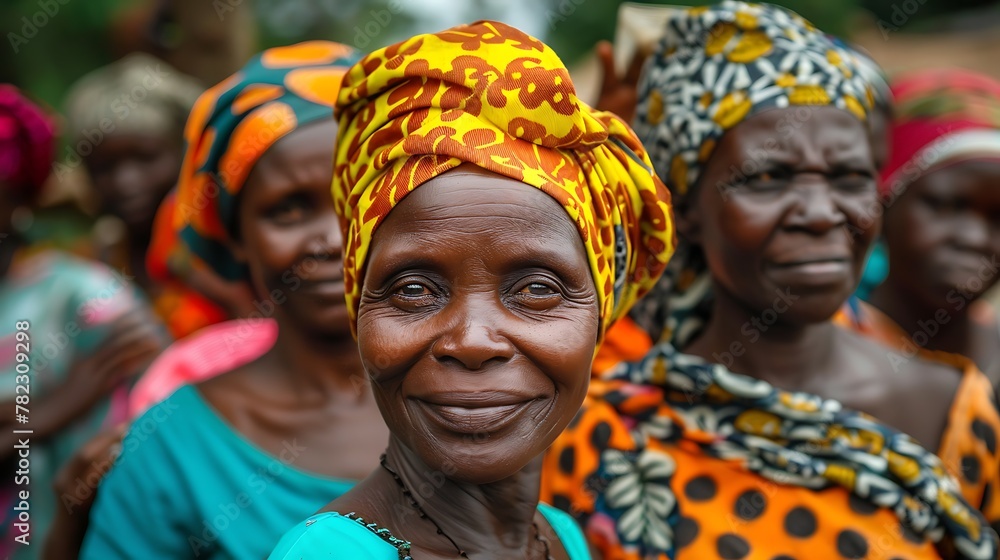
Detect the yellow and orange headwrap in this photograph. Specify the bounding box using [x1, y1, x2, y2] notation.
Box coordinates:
[334, 20, 675, 339]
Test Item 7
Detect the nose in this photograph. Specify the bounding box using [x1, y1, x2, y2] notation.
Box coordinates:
[431, 295, 516, 371]
[785, 178, 847, 234]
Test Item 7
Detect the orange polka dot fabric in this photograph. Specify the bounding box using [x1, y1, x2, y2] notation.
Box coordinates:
[542, 332, 999, 559]
[543, 377, 994, 559]
[146, 41, 359, 282]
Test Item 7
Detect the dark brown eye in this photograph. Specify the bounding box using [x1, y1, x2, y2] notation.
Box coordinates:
[397, 283, 430, 297]
[519, 282, 556, 296]
[266, 194, 310, 224]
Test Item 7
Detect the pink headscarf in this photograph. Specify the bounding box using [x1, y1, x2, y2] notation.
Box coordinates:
[882, 69, 1000, 197]
[0, 84, 55, 196]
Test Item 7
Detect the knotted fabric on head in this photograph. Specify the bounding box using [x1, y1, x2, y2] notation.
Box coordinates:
[633, 0, 875, 201]
[150, 41, 360, 282]
[0, 85, 55, 197]
[881, 68, 1000, 198]
[334, 20, 675, 340]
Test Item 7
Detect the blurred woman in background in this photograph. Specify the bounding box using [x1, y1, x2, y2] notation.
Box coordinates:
[63, 53, 245, 338]
[0, 85, 166, 560]
[78, 41, 390, 560]
[865, 69, 1000, 387]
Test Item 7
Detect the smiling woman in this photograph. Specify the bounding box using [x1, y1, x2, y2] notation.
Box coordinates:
[266, 20, 673, 560]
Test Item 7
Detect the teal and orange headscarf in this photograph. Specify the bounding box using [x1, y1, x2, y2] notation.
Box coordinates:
[333, 20, 675, 340]
[150, 41, 360, 282]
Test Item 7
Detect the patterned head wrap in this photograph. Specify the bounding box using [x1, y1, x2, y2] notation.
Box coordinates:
[0, 85, 55, 197]
[881, 69, 1000, 198]
[64, 53, 202, 147]
[150, 41, 360, 282]
[333, 21, 675, 340]
[629, 1, 882, 346]
[633, 0, 875, 200]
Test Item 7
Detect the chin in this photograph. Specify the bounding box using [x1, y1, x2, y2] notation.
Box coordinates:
[783, 293, 850, 324]
[420, 441, 539, 485]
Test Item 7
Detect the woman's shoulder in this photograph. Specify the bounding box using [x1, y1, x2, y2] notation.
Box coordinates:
[267, 512, 406, 560]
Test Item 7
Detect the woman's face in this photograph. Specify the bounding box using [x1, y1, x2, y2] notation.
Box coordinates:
[884, 160, 1000, 309]
[358, 164, 599, 484]
[691, 106, 878, 324]
[84, 131, 181, 234]
[234, 119, 350, 338]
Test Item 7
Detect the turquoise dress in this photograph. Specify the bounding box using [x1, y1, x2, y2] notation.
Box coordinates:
[268, 503, 591, 559]
[80, 385, 355, 560]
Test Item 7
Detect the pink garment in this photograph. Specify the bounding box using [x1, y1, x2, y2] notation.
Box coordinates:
[128, 318, 278, 417]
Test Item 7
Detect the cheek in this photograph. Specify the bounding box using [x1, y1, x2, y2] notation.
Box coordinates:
[885, 201, 942, 259]
[356, 309, 419, 381]
[706, 198, 776, 261]
[840, 194, 881, 249]
[243, 228, 304, 286]
[523, 307, 600, 402]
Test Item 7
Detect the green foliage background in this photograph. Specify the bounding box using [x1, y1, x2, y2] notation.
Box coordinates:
[2, 0, 997, 110]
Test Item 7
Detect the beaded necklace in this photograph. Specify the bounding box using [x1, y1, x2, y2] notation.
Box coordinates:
[378, 454, 555, 560]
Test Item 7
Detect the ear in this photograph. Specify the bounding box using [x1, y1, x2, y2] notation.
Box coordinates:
[674, 198, 703, 246]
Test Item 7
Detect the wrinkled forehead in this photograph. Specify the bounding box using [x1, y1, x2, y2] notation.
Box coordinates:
[718, 106, 872, 160]
[377, 164, 578, 235]
[367, 164, 589, 270]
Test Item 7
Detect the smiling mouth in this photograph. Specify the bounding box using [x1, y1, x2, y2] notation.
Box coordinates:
[765, 257, 853, 283]
[414, 399, 538, 436]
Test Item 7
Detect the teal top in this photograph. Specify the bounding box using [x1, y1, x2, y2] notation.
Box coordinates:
[80, 384, 355, 560]
[268, 503, 591, 560]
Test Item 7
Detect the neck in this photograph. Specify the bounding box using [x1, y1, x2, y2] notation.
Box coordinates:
[380, 436, 543, 558]
[869, 275, 974, 355]
[687, 285, 837, 390]
[260, 316, 368, 401]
